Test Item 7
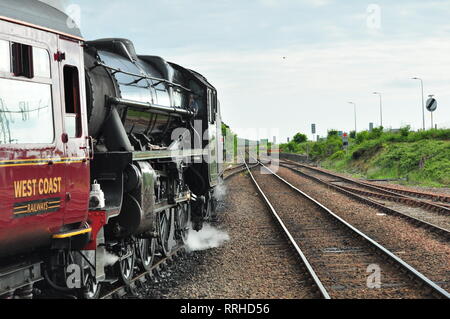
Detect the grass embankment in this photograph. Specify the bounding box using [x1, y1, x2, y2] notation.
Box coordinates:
[280, 128, 450, 187]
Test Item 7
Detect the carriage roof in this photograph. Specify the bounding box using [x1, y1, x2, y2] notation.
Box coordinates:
[0, 0, 82, 39]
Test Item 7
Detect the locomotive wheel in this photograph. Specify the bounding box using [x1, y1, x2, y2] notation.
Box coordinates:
[138, 238, 156, 271]
[115, 242, 135, 285]
[82, 273, 101, 299]
[176, 203, 191, 245]
[158, 210, 171, 257]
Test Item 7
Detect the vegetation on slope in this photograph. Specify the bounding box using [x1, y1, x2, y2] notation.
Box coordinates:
[280, 127, 450, 187]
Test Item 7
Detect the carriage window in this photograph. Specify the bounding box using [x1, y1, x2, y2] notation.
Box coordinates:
[0, 78, 53, 144]
[33, 48, 50, 78]
[0, 40, 10, 72]
[12, 43, 33, 78]
[63, 65, 81, 137]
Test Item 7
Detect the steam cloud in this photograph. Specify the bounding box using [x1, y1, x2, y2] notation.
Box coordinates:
[104, 251, 119, 267]
[186, 223, 230, 251]
[213, 179, 228, 201]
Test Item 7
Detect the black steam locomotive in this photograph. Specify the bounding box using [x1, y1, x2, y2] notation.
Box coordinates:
[0, 0, 223, 298]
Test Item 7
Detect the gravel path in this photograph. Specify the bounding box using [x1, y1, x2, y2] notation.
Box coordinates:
[273, 165, 450, 291]
[144, 172, 318, 299]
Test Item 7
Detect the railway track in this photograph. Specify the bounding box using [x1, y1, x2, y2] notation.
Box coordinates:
[278, 160, 450, 237]
[247, 160, 449, 299]
[365, 181, 450, 204]
[223, 163, 247, 179]
[282, 160, 450, 212]
[244, 161, 330, 299]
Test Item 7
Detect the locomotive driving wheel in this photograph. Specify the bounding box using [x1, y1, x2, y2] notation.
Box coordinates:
[138, 238, 156, 271]
[175, 203, 191, 245]
[158, 210, 172, 257]
[82, 272, 101, 299]
[115, 242, 135, 285]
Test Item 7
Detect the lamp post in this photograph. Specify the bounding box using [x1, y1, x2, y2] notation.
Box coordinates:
[372, 92, 383, 128]
[412, 77, 425, 130]
[348, 101, 357, 133]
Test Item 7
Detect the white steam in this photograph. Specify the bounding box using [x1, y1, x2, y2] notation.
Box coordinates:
[186, 223, 230, 251]
[104, 251, 119, 267]
[213, 179, 227, 201]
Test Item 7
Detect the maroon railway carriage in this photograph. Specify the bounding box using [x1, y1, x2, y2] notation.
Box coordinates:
[0, 0, 223, 298]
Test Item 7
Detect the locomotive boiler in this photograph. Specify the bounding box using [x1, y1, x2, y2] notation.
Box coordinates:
[0, 0, 223, 298]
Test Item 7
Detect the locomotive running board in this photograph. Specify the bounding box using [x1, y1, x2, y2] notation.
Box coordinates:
[133, 149, 206, 161]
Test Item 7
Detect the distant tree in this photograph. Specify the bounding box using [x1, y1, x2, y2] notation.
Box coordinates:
[400, 125, 411, 137]
[369, 127, 383, 139]
[293, 132, 307, 144]
[327, 130, 339, 138]
[349, 131, 356, 139]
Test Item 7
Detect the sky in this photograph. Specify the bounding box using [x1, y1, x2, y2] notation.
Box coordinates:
[45, 0, 450, 142]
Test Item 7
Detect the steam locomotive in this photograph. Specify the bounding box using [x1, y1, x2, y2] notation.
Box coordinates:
[0, 0, 223, 298]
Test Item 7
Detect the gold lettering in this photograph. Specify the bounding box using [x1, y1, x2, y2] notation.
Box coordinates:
[15, 177, 62, 198]
[14, 181, 22, 198]
[43, 179, 48, 194]
[21, 182, 26, 198]
[32, 179, 37, 196]
[48, 178, 53, 194]
[26, 180, 32, 197]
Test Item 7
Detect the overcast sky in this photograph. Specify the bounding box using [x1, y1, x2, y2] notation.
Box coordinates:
[51, 0, 450, 141]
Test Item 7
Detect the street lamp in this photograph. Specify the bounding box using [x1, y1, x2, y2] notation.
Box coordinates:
[411, 77, 425, 130]
[372, 92, 383, 128]
[348, 101, 357, 133]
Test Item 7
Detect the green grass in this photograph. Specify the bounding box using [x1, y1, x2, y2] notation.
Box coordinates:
[281, 128, 450, 188]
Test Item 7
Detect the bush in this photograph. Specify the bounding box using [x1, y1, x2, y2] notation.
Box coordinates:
[293, 132, 307, 144]
[327, 130, 338, 138]
[280, 141, 301, 153]
[356, 131, 369, 144]
[400, 125, 411, 137]
[308, 136, 342, 160]
[407, 129, 450, 142]
[368, 127, 383, 139]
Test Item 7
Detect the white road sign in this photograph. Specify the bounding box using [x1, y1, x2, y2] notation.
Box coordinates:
[426, 97, 437, 112]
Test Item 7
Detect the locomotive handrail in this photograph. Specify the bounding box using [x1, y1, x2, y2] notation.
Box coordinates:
[92, 61, 193, 93]
[108, 96, 195, 117]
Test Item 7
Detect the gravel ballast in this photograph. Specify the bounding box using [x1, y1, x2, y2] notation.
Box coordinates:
[272, 164, 450, 291]
[145, 172, 318, 299]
